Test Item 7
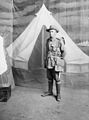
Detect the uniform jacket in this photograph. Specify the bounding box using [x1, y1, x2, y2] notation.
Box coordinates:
[45, 37, 65, 71]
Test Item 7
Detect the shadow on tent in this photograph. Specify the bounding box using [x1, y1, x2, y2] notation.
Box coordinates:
[12, 66, 89, 91]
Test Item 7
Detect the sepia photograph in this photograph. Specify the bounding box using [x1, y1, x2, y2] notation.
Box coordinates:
[0, 0, 89, 120]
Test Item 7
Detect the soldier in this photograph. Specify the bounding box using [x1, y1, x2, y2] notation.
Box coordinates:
[41, 25, 65, 102]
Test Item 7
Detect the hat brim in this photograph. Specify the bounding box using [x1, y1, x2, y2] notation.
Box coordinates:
[46, 28, 59, 33]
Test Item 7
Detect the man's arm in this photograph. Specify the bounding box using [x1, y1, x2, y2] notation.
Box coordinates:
[60, 38, 66, 58]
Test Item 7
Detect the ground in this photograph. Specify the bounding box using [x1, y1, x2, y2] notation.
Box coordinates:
[0, 84, 89, 120]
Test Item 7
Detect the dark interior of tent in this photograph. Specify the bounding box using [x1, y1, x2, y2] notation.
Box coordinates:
[12, 26, 50, 90]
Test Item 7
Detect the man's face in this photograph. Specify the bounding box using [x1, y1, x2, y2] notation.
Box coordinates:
[49, 29, 57, 38]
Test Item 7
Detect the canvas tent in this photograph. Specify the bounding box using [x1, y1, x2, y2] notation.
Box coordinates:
[0, 36, 15, 89]
[7, 4, 89, 73]
[0, 36, 7, 75]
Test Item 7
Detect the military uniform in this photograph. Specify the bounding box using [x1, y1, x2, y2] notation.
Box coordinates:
[46, 37, 64, 72]
[41, 25, 65, 102]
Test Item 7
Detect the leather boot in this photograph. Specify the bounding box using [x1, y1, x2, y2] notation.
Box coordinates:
[41, 81, 53, 97]
[56, 82, 61, 102]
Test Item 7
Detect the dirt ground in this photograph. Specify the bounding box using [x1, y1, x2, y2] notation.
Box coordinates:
[0, 84, 89, 120]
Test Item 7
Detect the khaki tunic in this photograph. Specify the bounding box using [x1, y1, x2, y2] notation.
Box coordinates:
[46, 37, 65, 72]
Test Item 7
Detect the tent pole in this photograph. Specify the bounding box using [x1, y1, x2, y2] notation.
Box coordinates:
[42, 26, 44, 68]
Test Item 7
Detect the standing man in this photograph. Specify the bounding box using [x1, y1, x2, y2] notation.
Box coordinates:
[41, 25, 65, 102]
